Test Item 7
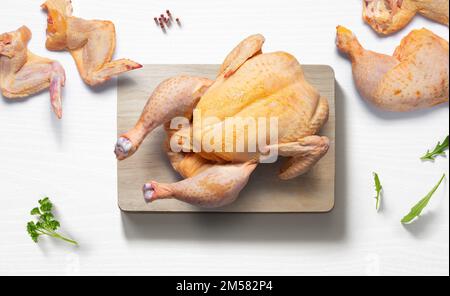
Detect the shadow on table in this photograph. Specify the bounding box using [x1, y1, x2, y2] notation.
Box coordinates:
[120, 82, 349, 243]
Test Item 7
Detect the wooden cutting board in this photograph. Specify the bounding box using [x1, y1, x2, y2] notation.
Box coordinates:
[117, 64, 335, 213]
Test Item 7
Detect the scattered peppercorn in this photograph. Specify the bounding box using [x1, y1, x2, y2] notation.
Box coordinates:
[154, 10, 181, 32]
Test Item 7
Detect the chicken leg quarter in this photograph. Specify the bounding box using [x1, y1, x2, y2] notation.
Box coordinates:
[41, 0, 142, 86]
[336, 26, 449, 112]
[0, 26, 66, 118]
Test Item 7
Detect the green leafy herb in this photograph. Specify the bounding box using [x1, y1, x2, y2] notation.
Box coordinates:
[421, 136, 449, 161]
[401, 174, 446, 224]
[26, 197, 78, 245]
[373, 172, 383, 211]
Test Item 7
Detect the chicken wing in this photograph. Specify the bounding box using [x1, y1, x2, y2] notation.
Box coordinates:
[41, 0, 142, 86]
[1, 26, 65, 118]
[336, 26, 449, 112]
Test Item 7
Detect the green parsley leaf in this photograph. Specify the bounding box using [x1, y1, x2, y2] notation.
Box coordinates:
[39, 197, 53, 213]
[27, 222, 39, 243]
[30, 207, 41, 216]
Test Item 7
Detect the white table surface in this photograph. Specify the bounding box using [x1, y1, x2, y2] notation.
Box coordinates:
[0, 0, 448, 276]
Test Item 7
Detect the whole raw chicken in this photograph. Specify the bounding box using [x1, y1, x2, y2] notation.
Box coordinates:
[41, 0, 141, 86]
[0, 26, 65, 118]
[363, 0, 449, 35]
[115, 35, 330, 208]
[336, 26, 449, 111]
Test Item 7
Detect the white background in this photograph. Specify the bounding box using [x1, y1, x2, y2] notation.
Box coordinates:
[0, 0, 448, 276]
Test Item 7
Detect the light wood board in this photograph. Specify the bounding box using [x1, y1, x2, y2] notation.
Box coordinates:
[117, 64, 335, 213]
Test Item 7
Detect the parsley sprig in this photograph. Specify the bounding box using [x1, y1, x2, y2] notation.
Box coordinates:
[27, 198, 78, 245]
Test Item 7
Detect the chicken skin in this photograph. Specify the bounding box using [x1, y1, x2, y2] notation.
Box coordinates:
[337, 26, 449, 112]
[0, 26, 65, 118]
[41, 0, 142, 86]
[116, 35, 330, 208]
[363, 0, 449, 35]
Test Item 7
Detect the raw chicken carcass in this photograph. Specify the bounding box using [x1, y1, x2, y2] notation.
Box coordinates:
[41, 0, 142, 86]
[336, 26, 449, 112]
[363, 0, 449, 35]
[115, 34, 330, 208]
[0, 26, 65, 118]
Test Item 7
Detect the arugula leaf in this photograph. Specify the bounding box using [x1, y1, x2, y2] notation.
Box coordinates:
[421, 136, 449, 161]
[373, 172, 383, 211]
[401, 174, 446, 224]
[26, 197, 78, 246]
